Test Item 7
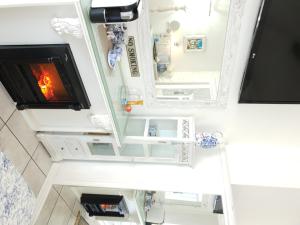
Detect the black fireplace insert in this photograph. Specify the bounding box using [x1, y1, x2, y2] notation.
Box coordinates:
[81, 194, 129, 217]
[0, 44, 90, 110]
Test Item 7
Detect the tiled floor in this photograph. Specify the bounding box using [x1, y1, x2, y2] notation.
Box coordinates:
[0, 84, 80, 224]
[0, 85, 48, 192]
[35, 185, 83, 225]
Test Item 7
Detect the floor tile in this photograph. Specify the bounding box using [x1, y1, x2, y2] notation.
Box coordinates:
[79, 218, 89, 225]
[0, 84, 15, 122]
[72, 200, 82, 216]
[67, 215, 76, 225]
[7, 110, 39, 156]
[34, 187, 59, 225]
[0, 126, 30, 174]
[54, 185, 63, 194]
[61, 186, 77, 211]
[22, 160, 46, 197]
[33, 144, 52, 175]
[48, 196, 72, 225]
[0, 118, 4, 130]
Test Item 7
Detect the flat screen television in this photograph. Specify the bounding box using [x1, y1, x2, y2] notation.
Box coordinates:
[239, 0, 300, 103]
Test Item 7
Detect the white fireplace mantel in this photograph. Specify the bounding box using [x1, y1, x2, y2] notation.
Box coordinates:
[0, 0, 120, 143]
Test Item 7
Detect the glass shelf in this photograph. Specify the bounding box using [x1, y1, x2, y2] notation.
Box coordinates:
[148, 119, 177, 138]
[80, 0, 129, 145]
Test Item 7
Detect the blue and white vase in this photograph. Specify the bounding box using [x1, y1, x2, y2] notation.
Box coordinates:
[196, 132, 223, 149]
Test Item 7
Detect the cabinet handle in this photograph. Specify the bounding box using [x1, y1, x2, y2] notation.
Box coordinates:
[93, 139, 101, 142]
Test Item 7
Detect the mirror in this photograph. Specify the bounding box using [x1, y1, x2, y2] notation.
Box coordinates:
[36, 185, 225, 225]
[149, 0, 231, 102]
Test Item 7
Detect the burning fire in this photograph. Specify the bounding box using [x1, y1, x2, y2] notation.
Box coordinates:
[30, 64, 58, 101]
[30, 63, 70, 102]
[38, 73, 55, 100]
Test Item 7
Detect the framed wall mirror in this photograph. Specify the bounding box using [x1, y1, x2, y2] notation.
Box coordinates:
[34, 185, 226, 225]
[138, 0, 244, 108]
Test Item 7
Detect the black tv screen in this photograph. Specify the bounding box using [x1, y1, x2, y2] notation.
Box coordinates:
[239, 0, 300, 103]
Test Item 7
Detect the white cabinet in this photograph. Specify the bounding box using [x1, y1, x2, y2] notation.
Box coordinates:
[122, 116, 195, 165]
[120, 143, 190, 164]
[37, 117, 195, 165]
[124, 116, 195, 143]
[37, 133, 119, 161]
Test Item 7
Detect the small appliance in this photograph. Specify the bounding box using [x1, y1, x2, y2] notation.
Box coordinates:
[90, 0, 142, 23]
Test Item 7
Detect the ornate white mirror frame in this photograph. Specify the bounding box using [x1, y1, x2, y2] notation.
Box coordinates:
[138, 0, 247, 109]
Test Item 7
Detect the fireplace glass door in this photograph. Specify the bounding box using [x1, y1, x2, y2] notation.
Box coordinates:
[0, 44, 90, 110]
[29, 63, 71, 102]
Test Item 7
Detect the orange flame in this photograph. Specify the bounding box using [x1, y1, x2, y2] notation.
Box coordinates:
[38, 73, 55, 100]
[30, 63, 71, 102]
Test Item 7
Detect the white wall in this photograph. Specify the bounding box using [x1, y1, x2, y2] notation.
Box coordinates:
[51, 149, 225, 195]
[232, 185, 300, 225]
[164, 204, 219, 225]
[223, 0, 300, 189]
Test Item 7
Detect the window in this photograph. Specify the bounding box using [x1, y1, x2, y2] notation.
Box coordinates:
[164, 192, 201, 202]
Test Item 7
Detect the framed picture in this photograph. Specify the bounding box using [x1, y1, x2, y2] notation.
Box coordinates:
[183, 35, 206, 52]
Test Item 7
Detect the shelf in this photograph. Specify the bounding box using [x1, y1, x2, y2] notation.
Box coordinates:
[123, 117, 195, 142]
[148, 119, 178, 138]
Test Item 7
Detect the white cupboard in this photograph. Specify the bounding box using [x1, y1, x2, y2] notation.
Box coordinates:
[37, 116, 195, 165]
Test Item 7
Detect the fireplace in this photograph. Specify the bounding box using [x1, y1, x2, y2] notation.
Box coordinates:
[0, 44, 90, 110]
[81, 194, 129, 217]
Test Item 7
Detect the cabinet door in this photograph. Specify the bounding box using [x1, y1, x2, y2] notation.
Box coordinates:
[148, 144, 179, 160]
[50, 138, 71, 159]
[120, 144, 145, 157]
[65, 138, 85, 157]
[87, 142, 117, 156]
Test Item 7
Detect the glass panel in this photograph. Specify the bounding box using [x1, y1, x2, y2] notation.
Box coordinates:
[125, 119, 146, 136]
[121, 144, 144, 157]
[150, 0, 231, 101]
[149, 144, 177, 158]
[148, 119, 177, 137]
[165, 192, 201, 202]
[88, 143, 115, 156]
[80, 0, 128, 145]
[135, 191, 146, 222]
[30, 63, 71, 102]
